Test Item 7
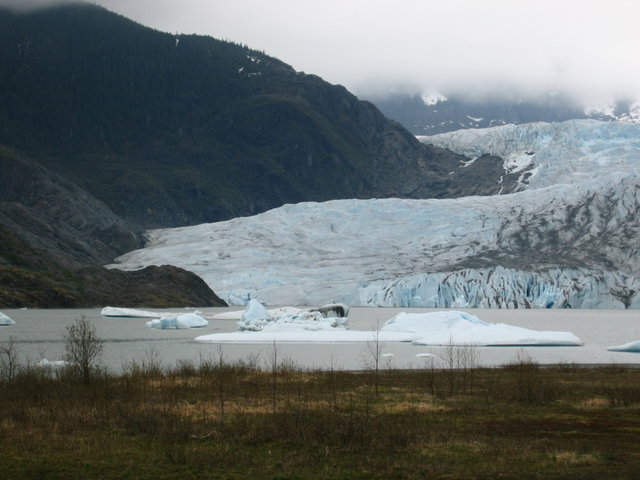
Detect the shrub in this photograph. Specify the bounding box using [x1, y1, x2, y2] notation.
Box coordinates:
[63, 315, 104, 384]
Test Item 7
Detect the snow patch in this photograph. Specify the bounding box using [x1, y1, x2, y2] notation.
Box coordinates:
[421, 90, 446, 106]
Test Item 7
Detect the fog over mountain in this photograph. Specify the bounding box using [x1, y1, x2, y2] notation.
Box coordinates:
[4, 1, 637, 106]
[80, 0, 640, 107]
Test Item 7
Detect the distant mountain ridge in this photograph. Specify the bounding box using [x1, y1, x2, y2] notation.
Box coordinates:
[369, 91, 640, 136]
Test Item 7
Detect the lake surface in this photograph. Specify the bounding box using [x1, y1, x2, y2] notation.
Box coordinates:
[1, 307, 639, 371]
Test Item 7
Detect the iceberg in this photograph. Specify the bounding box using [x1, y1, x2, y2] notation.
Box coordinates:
[607, 341, 640, 352]
[145, 313, 208, 329]
[101, 306, 179, 318]
[236, 300, 349, 332]
[195, 309, 582, 346]
[380, 311, 583, 346]
[212, 306, 301, 320]
[238, 299, 271, 330]
[0, 312, 15, 326]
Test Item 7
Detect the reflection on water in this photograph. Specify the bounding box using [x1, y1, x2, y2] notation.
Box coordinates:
[1, 307, 639, 371]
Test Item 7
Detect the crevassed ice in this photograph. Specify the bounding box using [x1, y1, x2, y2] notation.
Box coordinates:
[110, 120, 640, 309]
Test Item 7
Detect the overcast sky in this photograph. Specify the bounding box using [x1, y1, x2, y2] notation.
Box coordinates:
[6, 0, 640, 102]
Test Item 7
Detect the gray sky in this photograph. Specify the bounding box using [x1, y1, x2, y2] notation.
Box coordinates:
[7, 0, 640, 102]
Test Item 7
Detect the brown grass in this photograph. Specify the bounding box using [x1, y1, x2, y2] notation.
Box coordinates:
[2, 357, 640, 479]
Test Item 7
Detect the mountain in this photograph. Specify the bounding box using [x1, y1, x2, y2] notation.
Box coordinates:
[0, 146, 227, 307]
[0, 4, 498, 229]
[110, 120, 640, 309]
[368, 91, 640, 136]
[0, 145, 140, 266]
[0, 3, 508, 307]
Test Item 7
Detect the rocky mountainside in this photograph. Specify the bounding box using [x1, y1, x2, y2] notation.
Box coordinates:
[0, 4, 506, 228]
[0, 146, 140, 266]
[0, 147, 227, 307]
[370, 91, 640, 136]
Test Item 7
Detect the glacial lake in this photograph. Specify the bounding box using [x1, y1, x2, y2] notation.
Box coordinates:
[1, 307, 640, 371]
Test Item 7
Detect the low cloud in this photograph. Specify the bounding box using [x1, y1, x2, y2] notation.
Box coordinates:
[0, 0, 79, 11]
[16, 0, 640, 103]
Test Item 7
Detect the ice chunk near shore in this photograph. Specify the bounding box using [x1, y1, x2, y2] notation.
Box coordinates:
[0, 312, 15, 326]
[607, 341, 640, 352]
[146, 313, 208, 329]
[237, 299, 348, 332]
[382, 311, 583, 346]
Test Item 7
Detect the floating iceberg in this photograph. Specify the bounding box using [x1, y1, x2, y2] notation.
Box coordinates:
[146, 313, 208, 329]
[212, 306, 300, 320]
[380, 311, 583, 346]
[0, 312, 15, 326]
[195, 309, 582, 346]
[101, 306, 179, 318]
[236, 299, 348, 332]
[607, 341, 640, 352]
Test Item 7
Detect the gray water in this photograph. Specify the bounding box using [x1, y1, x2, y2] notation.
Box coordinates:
[1, 307, 639, 371]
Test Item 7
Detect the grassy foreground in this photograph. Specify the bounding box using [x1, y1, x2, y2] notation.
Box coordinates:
[1, 353, 640, 480]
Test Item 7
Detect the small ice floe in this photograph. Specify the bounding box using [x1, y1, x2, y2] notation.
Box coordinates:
[101, 306, 179, 318]
[145, 313, 208, 330]
[381, 352, 395, 358]
[415, 353, 437, 358]
[607, 341, 640, 353]
[0, 312, 15, 326]
[37, 359, 68, 368]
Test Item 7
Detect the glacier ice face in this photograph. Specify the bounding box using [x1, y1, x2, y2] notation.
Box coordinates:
[111, 120, 640, 309]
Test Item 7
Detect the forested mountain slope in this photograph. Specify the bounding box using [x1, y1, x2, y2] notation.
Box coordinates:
[0, 4, 502, 228]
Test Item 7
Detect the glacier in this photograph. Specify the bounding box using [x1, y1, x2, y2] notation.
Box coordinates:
[420, 119, 640, 192]
[110, 120, 640, 308]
